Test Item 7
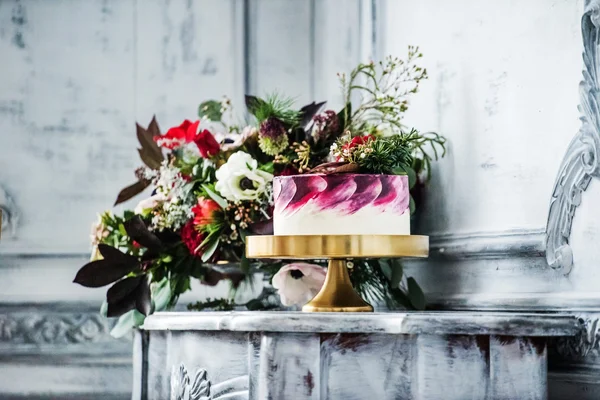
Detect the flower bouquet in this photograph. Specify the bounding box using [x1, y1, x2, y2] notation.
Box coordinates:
[74, 47, 446, 336]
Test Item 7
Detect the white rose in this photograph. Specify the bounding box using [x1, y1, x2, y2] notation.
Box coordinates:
[215, 151, 273, 202]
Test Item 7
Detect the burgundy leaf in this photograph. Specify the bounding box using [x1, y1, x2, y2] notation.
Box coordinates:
[202, 269, 224, 286]
[114, 180, 150, 206]
[298, 101, 326, 129]
[107, 276, 143, 305]
[135, 277, 152, 316]
[73, 259, 138, 288]
[249, 219, 274, 235]
[98, 244, 139, 264]
[107, 291, 137, 318]
[136, 122, 163, 161]
[124, 216, 162, 251]
[138, 148, 162, 170]
[147, 115, 161, 137]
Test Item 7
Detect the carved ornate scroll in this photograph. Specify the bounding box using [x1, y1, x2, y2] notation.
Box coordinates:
[0, 312, 109, 345]
[170, 364, 249, 400]
[546, 0, 600, 274]
[0, 185, 18, 238]
[555, 314, 600, 359]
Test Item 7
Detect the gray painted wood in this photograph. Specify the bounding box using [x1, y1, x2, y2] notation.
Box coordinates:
[135, 315, 563, 400]
[256, 333, 319, 400]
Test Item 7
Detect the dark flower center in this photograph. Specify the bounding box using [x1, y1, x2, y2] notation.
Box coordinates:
[239, 177, 255, 190]
[290, 269, 304, 279]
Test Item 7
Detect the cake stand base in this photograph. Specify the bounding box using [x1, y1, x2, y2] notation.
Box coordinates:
[302, 259, 373, 312]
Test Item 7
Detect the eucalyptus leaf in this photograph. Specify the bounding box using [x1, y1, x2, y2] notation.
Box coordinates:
[110, 309, 146, 338]
[390, 260, 404, 289]
[201, 238, 220, 262]
[409, 196, 416, 215]
[100, 299, 108, 317]
[378, 259, 392, 280]
[407, 277, 426, 310]
[152, 278, 172, 312]
[201, 184, 228, 209]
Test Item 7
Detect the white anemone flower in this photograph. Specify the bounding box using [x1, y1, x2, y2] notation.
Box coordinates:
[215, 151, 273, 202]
[272, 263, 327, 306]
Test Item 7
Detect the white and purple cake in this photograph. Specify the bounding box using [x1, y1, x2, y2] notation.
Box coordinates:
[273, 174, 410, 236]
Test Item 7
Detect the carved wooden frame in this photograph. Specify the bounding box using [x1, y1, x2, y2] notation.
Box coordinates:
[546, 0, 600, 274]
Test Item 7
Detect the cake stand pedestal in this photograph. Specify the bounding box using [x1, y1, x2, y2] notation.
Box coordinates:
[245, 234, 429, 312]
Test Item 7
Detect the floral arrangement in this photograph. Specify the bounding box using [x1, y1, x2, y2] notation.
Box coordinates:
[74, 47, 446, 336]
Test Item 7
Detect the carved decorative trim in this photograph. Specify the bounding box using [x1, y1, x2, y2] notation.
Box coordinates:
[0, 184, 19, 238]
[555, 314, 600, 359]
[0, 312, 112, 345]
[170, 364, 249, 400]
[545, 0, 600, 274]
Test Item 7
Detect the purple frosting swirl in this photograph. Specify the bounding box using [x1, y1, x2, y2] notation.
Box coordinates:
[273, 174, 409, 216]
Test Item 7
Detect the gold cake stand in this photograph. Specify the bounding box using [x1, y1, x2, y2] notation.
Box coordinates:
[246, 235, 429, 312]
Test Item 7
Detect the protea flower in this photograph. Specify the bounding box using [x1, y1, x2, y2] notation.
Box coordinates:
[258, 117, 289, 156]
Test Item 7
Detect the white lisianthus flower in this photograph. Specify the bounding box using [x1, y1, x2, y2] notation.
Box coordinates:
[215, 151, 273, 202]
[272, 263, 327, 306]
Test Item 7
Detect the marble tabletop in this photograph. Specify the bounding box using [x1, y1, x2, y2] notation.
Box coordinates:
[141, 311, 580, 336]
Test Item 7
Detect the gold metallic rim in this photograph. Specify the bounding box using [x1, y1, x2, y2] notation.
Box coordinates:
[245, 234, 429, 259]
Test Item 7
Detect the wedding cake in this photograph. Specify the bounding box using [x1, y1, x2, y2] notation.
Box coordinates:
[273, 174, 410, 235]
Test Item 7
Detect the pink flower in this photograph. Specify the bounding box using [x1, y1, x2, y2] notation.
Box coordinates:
[272, 263, 326, 306]
[134, 193, 167, 215]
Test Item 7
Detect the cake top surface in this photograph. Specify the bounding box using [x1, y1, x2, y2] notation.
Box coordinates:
[273, 173, 409, 215]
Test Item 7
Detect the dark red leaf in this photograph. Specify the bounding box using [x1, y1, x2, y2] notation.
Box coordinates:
[124, 216, 163, 251]
[135, 277, 152, 316]
[73, 259, 138, 288]
[107, 292, 137, 318]
[107, 276, 143, 305]
[98, 244, 139, 264]
[136, 123, 163, 160]
[147, 115, 161, 137]
[249, 219, 273, 235]
[202, 269, 224, 286]
[299, 101, 326, 129]
[114, 180, 150, 206]
[138, 148, 162, 170]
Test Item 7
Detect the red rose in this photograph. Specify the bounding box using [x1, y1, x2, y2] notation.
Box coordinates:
[154, 120, 200, 149]
[345, 134, 375, 150]
[194, 129, 220, 158]
[192, 198, 221, 226]
[181, 221, 204, 256]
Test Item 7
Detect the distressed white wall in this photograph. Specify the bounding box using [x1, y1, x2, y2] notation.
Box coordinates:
[0, 0, 363, 398]
[383, 0, 583, 236]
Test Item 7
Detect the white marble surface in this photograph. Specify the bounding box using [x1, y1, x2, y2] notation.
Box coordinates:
[142, 311, 580, 336]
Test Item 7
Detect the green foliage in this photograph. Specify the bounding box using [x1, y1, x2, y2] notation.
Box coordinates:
[198, 100, 223, 122]
[246, 93, 301, 126]
[340, 46, 427, 133]
[350, 259, 426, 310]
[187, 298, 236, 311]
